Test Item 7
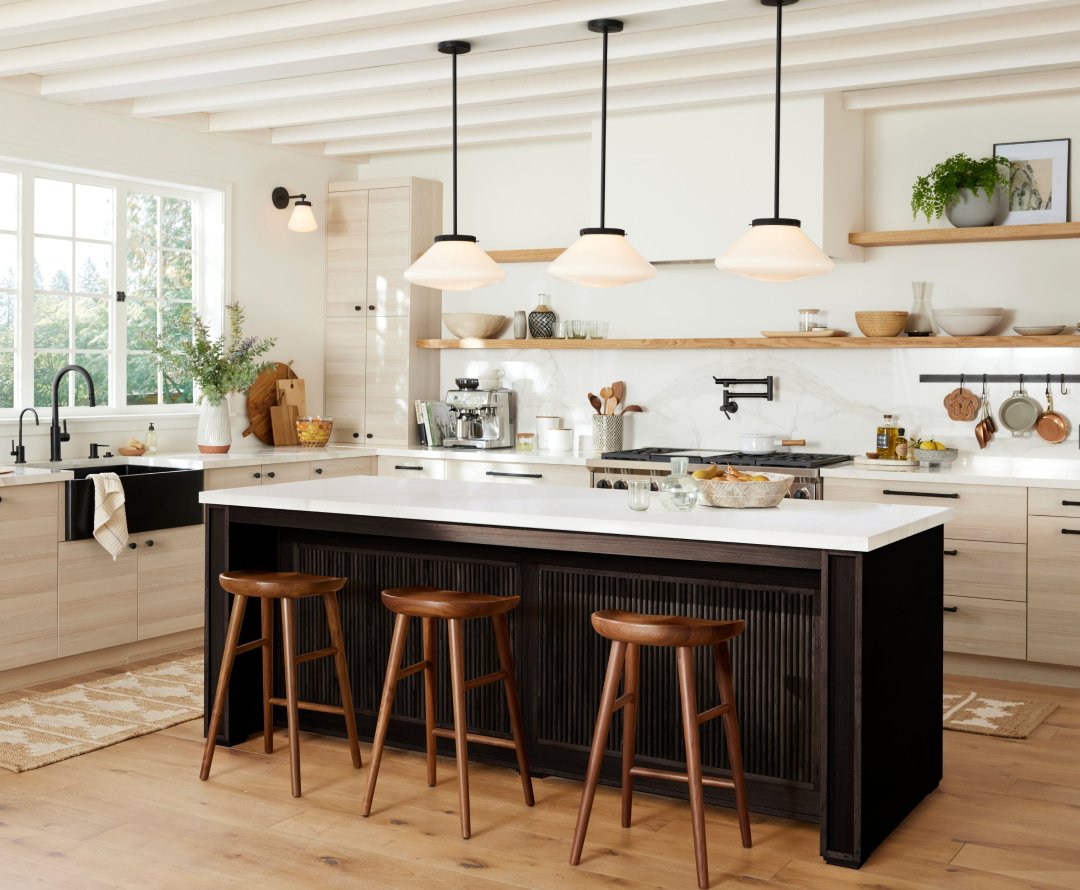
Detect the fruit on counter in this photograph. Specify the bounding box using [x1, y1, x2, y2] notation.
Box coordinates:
[915, 439, 946, 451]
[716, 465, 770, 483]
[692, 463, 721, 480]
[125, 438, 145, 449]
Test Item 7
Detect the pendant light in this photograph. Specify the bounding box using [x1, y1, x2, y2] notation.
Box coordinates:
[715, 0, 833, 282]
[404, 40, 505, 291]
[548, 20, 655, 288]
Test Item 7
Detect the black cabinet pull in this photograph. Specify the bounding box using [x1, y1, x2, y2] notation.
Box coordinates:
[486, 471, 543, 479]
[253, 472, 262, 479]
[1062, 529, 1080, 536]
[395, 465, 424, 471]
[145, 539, 154, 547]
[368, 305, 375, 311]
[1063, 500, 1080, 507]
[128, 542, 137, 550]
[943, 549, 959, 556]
[354, 305, 361, 311]
[366, 433, 373, 439]
[266, 471, 276, 479]
[315, 468, 323, 475]
[943, 605, 959, 613]
[352, 432, 359, 438]
[882, 489, 959, 499]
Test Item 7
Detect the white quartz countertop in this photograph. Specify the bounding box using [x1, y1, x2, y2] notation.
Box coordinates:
[0, 465, 73, 485]
[376, 446, 588, 466]
[823, 456, 1080, 490]
[22, 445, 377, 473]
[200, 475, 951, 553]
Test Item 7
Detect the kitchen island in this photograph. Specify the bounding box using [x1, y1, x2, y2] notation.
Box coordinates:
[200, 476, 950, 868]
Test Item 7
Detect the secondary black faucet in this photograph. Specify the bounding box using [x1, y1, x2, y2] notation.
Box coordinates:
[50, 365, 96, 462]
[9, 407, 39, 464]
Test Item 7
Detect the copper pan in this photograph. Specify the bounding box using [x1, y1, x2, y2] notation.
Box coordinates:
[1036, 385, 1070, 444]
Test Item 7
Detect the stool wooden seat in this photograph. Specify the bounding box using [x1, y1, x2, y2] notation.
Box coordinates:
[201, 570, 362, 798]
[362, 585, 533, 839]
[571, 609, 751, 890]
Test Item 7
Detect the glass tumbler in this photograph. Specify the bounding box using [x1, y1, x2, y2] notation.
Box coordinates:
[589, 321, 608, 339]
[571, 320, 589, 339]
[627, 479, 651, 511]
[552, 321, 567, 339]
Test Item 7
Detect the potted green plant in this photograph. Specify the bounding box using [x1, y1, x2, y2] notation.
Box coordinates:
[145, 302, 276, 453]
[911, 153, 1010, 228]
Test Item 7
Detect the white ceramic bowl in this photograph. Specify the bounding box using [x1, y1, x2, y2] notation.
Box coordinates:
[933, 308, 1003, 336]
[442, 313, 510, 339]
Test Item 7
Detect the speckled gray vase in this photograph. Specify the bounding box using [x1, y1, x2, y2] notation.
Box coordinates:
[944, 187, 998, 227]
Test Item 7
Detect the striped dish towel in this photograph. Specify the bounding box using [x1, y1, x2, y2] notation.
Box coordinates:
[91, 472, 128, 558]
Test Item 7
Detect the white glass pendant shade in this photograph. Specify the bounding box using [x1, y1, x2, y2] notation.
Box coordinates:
[287, 201, 317, 233]
[404, 236, 506, 291]
[549, 229, 656, 288]
[715, 221, 833, 282]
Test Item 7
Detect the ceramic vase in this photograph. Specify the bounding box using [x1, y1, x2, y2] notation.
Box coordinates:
[197, 398, 232, 453]
[528, 300, 557, 339]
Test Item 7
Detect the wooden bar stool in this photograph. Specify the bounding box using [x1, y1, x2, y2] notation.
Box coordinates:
[361, 586, 534, 839]
[201, 570, 362, 798]
[570, 610, 752, 890]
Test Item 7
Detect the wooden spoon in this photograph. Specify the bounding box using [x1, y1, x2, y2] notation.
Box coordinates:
[612, 380, 626, 406]
[588, 392, 602, 414]
[605, 396, 618, 415]
[599, 386, 613, 402]
[619, 405, 643, 414]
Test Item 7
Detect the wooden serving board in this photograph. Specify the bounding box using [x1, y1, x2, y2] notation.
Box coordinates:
[276, 378, 307, 416]
[243, 362, 297, 444]
[270, 405, 299, 446]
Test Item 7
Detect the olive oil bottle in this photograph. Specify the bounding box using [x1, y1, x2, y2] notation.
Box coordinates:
[876, 414, 899, 458]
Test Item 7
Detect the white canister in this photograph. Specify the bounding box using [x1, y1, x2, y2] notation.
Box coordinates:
[545, 428, 574, 453]
[535, 415, 561, 447]
[513, 310, 527, 339]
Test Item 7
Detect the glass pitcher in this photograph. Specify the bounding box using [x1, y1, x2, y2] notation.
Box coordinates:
[659, 457, 699, 512]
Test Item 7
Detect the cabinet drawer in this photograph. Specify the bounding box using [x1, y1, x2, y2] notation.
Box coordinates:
[1028, 487, 1080, 519]
[445, 460, 587, 487]
[377, 455, 444, 479]
[0, 481, 61, 516]
[310, 456, 375, 479]
[824, 478, 1026, 543]
[1027, 514, 1080, 666]
[943, 595, 1026, 660]
[943, 539, 1026, 602]
[203, 466, 263, 490]
[260, 463, 309, 485]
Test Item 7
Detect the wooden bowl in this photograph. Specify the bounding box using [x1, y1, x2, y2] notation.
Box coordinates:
[698, 473, 794, 509]
[855, 311, 908, 338]
[117, 446, 146, 457]
[442, 313, 510, 339]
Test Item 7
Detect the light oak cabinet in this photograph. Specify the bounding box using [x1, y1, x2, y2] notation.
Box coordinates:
[309, 456, 376, 479]
[57, 539, 138, 657]
[325, 178, 441, 446]
[1028, 508, 1080, 667]
[135, 526, 204, 640]
[377, 455, 445, 480]
[0, 484, 60, 670]
[824, 476, 1028, 660]
[203, 462, 310, 490]
[444, 459, 588, 488]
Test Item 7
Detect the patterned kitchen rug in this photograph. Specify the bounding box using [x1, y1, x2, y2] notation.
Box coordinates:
[0, 654, 203, 773]
[943, 688, 1057, 739]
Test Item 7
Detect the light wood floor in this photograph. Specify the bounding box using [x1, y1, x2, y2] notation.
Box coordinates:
[0, 651, 1077, 889]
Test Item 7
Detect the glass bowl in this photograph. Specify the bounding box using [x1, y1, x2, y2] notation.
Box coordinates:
[296, 416, 334, 447]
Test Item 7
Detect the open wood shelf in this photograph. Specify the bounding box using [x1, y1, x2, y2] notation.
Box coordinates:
[418, 335, 1080, 350]
[487, 248, 564, 263]
[849, 221, 1080, 247]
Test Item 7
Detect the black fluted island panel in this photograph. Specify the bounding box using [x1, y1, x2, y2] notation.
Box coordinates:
[202, 478, 946, 869]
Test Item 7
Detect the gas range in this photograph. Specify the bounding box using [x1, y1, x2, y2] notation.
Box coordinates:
[585, 447, 853, 500]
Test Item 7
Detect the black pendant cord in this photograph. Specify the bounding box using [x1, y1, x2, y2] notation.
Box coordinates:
[600, 26, 608, 229]
[451, 49, 459, 235]
[773, 0, 782, 221]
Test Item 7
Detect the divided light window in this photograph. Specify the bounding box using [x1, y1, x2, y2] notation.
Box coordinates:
[0, 162, 216, 415]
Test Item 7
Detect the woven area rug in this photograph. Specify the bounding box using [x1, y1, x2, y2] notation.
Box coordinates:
[0, 654, 203, 773]
[943, 688, 1057, 739]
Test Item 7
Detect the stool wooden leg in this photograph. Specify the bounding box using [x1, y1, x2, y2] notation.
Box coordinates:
[492, 612, 534, 807]
[362, 613, 410, 817]
[201, 593, 249, 781]
[260, 597, 274, 755]
[677, 646, 709, 890]
[620, 642, 640, 828]
[280, 598, 302, 798]
[570, 639, 627, 866]
[322, 590, 362, 769]
[421, 616, 437, 787]
[714, 641, 752, 849]
[447, 617, 472, 839]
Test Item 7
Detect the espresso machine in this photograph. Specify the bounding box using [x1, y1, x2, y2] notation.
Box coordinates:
[443, 382, 514, 449]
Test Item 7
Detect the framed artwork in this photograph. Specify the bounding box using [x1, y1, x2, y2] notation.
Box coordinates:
[992, 138, 1070, 225]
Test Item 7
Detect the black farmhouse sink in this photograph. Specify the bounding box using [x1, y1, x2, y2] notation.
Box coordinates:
[65, 464, 204, 541]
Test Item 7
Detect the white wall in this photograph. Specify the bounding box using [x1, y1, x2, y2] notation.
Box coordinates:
[361, 92, 1080, 460]
[0, 89, 356, 460]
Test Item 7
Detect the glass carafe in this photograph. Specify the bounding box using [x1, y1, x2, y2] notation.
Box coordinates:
[659, 457, 699, 512]
[905, 281, 936, 336]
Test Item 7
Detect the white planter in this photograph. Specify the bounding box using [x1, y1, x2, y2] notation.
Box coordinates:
[197, 398, 232, 454]
[944, 187, 999, 228]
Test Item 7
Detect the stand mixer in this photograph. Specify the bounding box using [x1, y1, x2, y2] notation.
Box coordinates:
[443, 381, 514, 449]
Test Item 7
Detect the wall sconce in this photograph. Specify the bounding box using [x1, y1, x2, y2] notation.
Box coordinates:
[272, 186, 317, 233]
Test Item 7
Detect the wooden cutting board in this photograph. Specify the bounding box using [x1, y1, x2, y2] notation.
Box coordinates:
[276, 378, 307, 416]
[243, 362, 297, 444]
[270, 404, 299, 446]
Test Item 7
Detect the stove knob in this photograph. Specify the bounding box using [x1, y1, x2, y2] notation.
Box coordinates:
[613, 480, 628, 490]
[596, 479, 612, 489]
[792, 488, 810, 499]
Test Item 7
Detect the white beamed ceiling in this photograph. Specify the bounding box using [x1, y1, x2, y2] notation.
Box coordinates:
[3, 0, 1080, 160]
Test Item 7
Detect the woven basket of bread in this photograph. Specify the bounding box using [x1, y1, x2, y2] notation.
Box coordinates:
[698, 473, 794, 509]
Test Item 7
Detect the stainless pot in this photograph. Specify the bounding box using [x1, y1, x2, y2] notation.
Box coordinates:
[739, 433, 806, 455]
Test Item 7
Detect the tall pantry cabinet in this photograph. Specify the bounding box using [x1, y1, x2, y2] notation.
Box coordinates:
[325, 177, 442, 446]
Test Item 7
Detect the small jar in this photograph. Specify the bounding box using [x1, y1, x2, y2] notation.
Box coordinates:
[798, 309, 820, 332]
[515, 432, 535, 452]
[659, 456, 699, 512]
